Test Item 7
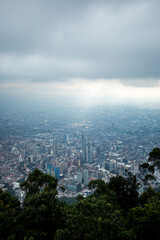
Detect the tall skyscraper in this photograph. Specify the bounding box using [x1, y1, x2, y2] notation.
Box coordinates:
[47, 163, 52, 175]
[83, 169, 89, 186]
[77, 171, 82, 184]
[54, 166, 60, 179]
[85, 145, 88, 162]
[53, 139, 58, 156]
[82, 135, 86, 163]
[88, 141, 93, 163]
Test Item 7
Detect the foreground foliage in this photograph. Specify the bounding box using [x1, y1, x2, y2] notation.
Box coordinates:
[1, 166, 160, 239]
[141, 148, 160, 182]
[55, 196, 132, 240]
[128, 197, 160, 240]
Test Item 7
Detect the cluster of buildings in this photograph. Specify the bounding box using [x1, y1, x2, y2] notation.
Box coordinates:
[0, 105, 160, 201]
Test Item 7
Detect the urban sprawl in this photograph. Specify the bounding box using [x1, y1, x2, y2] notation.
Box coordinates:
[0, 104, 160, 202]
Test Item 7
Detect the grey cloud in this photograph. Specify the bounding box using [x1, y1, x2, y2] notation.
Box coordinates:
[0, 0, 160, 86]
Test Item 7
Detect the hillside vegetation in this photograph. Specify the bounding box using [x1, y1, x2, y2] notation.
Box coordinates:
[1, 149, 160, 240]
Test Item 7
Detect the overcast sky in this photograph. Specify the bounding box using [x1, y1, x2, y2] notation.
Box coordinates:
[0, 0, 160, 104]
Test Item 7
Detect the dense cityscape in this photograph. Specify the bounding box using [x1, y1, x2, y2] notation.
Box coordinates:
[1, 102, 160, 202]
[1, 0, 160, 239]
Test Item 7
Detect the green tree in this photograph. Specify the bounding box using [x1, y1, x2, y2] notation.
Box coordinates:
[139, 187, 156, 206]
[0, 189, 20, 240]
[20, 169, 65, 240]
[140, 148, 160, 182]
[20, 169, 58, 196]
[88, 179, 110, 196]
[55, 196, 133, 240]
[128, 197, 160, 240]
[88, 179, 118, 206]
[108, 171, 139, 211]
[22, 190, 65, 240]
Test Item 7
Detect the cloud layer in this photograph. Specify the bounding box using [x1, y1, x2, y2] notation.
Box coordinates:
[0, 0, 160, 100]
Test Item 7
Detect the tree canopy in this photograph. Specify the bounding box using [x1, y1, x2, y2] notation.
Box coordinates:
[141, 148, 160, 182]
[0, 189, 20, 240]
[1, 149, 160, 240]
[20, 169, 58, 196]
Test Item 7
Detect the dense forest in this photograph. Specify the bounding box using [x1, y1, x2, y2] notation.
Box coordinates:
[1, 148, 160, 240]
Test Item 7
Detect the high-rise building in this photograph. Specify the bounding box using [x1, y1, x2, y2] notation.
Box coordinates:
[66, 134, 69, 143]
[47, 163, 52, 175]
[82, 135, 86, 163]
[109, 160, 117, 172]
[83, 169, 89, 186]
[54, 166, 60, 179]
[53, 139, 58, 156]
[28, 155, 34, 163]
[88, 141, 93, 163]
[85, 145, 88, 162]
[93, 151, 96, 159]
[134, 161, 139, 175]
[97, 146, 101, 155]
[77, 171, 82, 184]
[67, 181, 81, 192]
